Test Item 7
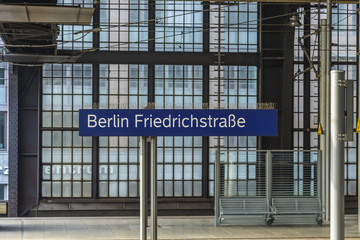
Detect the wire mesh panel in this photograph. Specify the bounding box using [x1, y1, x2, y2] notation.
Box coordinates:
[215, 150, 271, 226]
[270, 150, 322, 225]
[219, 150, 266, 197]
[271, 150, 319, 197]
[214, 150, 322, 226]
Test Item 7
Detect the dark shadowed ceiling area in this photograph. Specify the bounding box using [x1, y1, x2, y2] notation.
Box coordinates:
[0, 1, 58, 54]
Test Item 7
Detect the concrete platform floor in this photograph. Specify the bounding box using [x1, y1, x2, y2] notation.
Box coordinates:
[1, 215, 360, 240]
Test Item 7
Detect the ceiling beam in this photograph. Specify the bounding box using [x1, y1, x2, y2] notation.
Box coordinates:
[0, 51, 261, 66]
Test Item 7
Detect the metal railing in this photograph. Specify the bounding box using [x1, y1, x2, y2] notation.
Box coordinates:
[214, 150, 322, 226]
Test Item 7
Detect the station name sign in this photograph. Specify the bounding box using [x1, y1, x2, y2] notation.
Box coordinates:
[79, 109, 277, 136]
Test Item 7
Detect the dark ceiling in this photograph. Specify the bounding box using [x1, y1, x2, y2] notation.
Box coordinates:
[0, 0, 58, 54]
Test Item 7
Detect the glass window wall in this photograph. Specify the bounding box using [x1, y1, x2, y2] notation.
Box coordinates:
[209, 65, 257, 196]
[41, 64, 93, 198]
[98, 64, 148, 197]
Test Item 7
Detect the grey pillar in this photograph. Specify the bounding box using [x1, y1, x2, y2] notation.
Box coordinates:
[214, 150, 220, 226]
[8, 64, 18, 217]
[325, 0, 332, 222]
[330, 70, 345, 240]
[319, 19, 327, 220]
[140, 136, 148, 240]
[150, 137, 157, 240]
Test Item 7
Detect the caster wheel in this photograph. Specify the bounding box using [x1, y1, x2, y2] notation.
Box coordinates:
[266, 218, 274, 226]
[317, 219, 323, 226]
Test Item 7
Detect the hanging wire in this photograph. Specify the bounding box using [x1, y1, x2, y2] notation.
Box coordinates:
[0, 2, 358, 66]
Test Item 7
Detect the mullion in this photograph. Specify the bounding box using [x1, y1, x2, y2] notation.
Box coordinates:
[128, 5, 131, 51]
[182, 69, 185, 197]
[124, 65, 130, 197]
[117, 3, 120, 50]
[192, 1, 195, 50]
[160, 66, 164, 197]
[49, 66, 54, 197]
[61, 66, 65, 197]
[80, 65, 85, 198]
[162, 143, 165, 196]
[172, 70, 175, 197]
[246, 5, 249, 52]
[181, 1, 185, 50]
[137, 1, 140, 50]
[107, 139, 110, 197]
[225, 7, 228, 52]
[183, 137, 185, 197]
[71, 65, 75, 198]
[346, 6, 349, 62]
[128, 141, 131, 197]
[172, 3, 176, 50]
[238, 6, 241, 53]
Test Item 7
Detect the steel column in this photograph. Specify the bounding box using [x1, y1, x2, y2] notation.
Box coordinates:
[325, 0, 332, 222]
[91, 0, 100, 200]
[317, 150, 322, 202]
[330, 70, 345, 240]
[319, 19, 327, 220]
[214, 150, 220, 226]
[148, 0, 155, 52]
[140, 136, 148, 240]
[150, 137, 157, 240]
[303, 5, 311, 151]
[202, 1, 209, 53]
[8, 64, 18, 217]
[18, 66, 41, 216]
[202, 66, 209, 197]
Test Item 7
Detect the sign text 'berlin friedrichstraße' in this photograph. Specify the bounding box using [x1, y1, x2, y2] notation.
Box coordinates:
[79, 109, 278, 136]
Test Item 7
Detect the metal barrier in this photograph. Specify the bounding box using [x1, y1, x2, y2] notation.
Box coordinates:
[214, 150, 323, 226]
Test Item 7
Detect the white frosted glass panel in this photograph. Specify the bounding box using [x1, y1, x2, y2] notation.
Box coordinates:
[164, 181, 173, 197]
[52, 182, 61, 197]
[109, 182, 118, 197]
[184, 181, 192, 197]
[193, 181, 202, 196]
[119, 182, 128, 197]
[129, 181, 138, 197]
[63, 182, 71, 197]
[83, 182, 92, 197]
[174, 181, 182, 196]
[42, 182, 51, 197]
[99, 182, 108, 197]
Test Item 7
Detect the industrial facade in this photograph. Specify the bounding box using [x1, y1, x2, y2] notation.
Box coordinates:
[0, 0, 358, 218]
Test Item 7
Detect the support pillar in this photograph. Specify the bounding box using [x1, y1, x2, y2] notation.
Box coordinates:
[319, 19, 327, 220]
[140, 136, 148, 240]
[330, 70, 345, 240]
[214, 150, 220, 227]
[325, 0, 332, 222]
[150, 137, 157, 240]
[8, 64, 18, 217]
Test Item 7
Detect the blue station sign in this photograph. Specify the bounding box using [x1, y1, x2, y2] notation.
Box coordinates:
[79, 109, 278, 136]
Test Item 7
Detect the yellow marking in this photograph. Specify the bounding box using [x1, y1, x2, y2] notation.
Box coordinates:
[356, 119, 360, 133]
[318, 123, 323, 135]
